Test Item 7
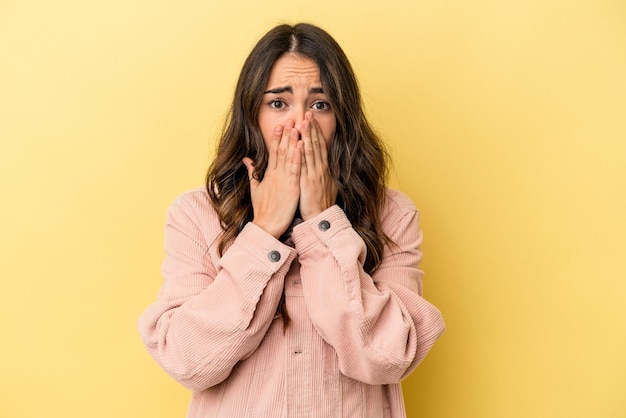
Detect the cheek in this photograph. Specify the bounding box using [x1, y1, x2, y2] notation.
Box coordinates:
[257, 111, 276, 149]
[320, 116, 337, 142]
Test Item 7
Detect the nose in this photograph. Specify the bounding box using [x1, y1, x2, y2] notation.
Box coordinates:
[293, 107, 307, 133]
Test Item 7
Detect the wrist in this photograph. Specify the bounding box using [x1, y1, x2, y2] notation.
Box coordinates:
[252, 219, 286, 240]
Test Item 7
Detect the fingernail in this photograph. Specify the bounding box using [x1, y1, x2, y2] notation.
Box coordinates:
[274, 125, 282, 134]
[285, 120, 294, 128]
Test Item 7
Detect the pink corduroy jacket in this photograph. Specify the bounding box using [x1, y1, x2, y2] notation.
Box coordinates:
[138, 187, 445, 417]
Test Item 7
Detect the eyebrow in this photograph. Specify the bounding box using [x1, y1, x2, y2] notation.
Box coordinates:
[263, 86, 325, 94]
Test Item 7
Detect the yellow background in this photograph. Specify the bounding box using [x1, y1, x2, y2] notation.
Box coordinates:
[1, 0, 625, 417]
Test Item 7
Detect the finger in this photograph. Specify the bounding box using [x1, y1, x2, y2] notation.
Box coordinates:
[280, 125, 299, 170]
[267, 125, 283, 170]
[277, 120, 294, 165]
[308, 113, 323, 168]
[312, 118, 329, 166]
[290, 141, 303, 185]
[242, 157, 259, 186]
[301, 120, 314, 175]
[287, 126, 300, 166]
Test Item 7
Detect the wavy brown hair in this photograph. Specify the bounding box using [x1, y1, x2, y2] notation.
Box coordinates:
[206, 23, 390, 274]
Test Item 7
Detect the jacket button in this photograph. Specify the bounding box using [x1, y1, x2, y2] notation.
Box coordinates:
[318, 220, 331, 231]
[268, 250, 281, 262]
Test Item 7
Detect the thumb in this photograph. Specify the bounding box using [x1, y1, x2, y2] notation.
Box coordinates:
[242, 157, 259, 185]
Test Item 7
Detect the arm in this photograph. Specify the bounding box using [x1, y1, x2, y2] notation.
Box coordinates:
[292, 196, 445, 385]
[138, 193, 296, 392]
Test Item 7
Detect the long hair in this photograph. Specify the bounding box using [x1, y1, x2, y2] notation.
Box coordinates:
[206, 23, 390, 274]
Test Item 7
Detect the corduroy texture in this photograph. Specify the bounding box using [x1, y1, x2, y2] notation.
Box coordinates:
[138, 187, 445, 417]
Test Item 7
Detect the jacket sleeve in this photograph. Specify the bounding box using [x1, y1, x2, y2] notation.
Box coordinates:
[291, 197, 445, 385]
[137, 194, 296, 392]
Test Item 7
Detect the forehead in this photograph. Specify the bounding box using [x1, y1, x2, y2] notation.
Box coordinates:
[266, 54, 321, 86]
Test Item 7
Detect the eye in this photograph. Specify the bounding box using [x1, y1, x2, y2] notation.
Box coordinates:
[269, 99, 286, 109]
[311, 101, 331, 111]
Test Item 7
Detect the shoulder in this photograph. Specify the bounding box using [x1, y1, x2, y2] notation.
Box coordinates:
[170, 186, 213, 214]
[380, 188, 421, 236]
[166, 186, 221, 241]
[382, 188, 419, 219]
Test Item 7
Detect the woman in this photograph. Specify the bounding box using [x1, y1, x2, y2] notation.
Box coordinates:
[138, 23, 445, 417]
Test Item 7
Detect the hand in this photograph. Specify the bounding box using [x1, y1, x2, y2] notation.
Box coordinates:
[243, 121, 303, 239]
[298, 112, 337, 220]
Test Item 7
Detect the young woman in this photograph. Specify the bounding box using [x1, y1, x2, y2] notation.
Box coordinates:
[139, 23, 445, 417]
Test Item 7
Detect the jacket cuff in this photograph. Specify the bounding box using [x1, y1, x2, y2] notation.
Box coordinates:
[233, 222, 296, 272]
[291, 205, 352, 254]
